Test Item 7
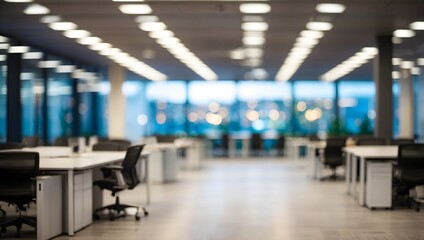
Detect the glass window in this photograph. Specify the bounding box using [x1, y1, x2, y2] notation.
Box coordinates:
[123, 80, 148, 141]
[0, 36, 7, 142]
[146, 81, 187, 135]
[21, 48, 44, 140]
[236, 81, 292, 134]
[187, 81, 236, 136]
[77, 67, 100, 137]
[392, 80, 400, 137]
[338, 81, 375, 135]
[46, 56, 73, 144]
[96, 77, 109, 138]
[293, 81, 335, 136]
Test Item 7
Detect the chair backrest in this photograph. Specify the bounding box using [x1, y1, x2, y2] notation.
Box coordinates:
[397, 144, 424, 185]
[356, 137, 387, 146]
[251, 133, 262, 150]
[92, 142, 122, 151]
[109, 139, 131, 150]
[0, 152, 40, 206]
[155, 135, 177, 143]
[23, 136, 40, 148]
[390, 138, 415, 145]
[397, 144, 424, 167]
[53, 136, 69, 146]
[121, 145, 145, 189]
[324, 137, 347, 159]
[0, 142, 24, 150]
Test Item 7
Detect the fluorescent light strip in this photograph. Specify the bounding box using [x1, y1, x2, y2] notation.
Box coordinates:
[320, 47, 378, 81]
[276, 5, 342, 81]
[24, 3, 50, 15]
[34, 9, 166, 81]
[127, 7, 217, 80]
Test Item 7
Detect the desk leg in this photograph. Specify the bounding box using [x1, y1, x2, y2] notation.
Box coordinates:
[352, 155, 357, 200]
[242, 139, 249, 158]
[67, 170, 74, 236]
[145, 156, 150, 205]
[345, 152, 352, 195]
[309, 146, 316, 179]
[229, 139, 236, 158]
[359, 157, 366, 206]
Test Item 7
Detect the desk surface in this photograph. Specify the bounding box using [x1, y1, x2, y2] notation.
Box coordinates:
[344, 145, 398, 159]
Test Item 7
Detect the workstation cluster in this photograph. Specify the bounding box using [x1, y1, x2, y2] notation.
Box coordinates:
[293, 135, 424, 211]
[0, 135, 205, 239]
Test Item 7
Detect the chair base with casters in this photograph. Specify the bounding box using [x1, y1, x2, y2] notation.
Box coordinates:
[93, 195, 148, 221]
[0, 204, 36, 238]
[319, 168, 344, 181]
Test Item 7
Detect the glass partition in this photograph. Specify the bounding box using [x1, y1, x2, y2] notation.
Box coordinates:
[187, 81, 236, 136]
[146, 81, 187, 135]
[338, 81, 375, 135]
[0, 36, 7, 142]
[46, 56, 73, 144]
[293, 81, 335, 136]
[21, 47, 44, 140]
[124, 80, 148, 141]
[236, 81, 292, 134]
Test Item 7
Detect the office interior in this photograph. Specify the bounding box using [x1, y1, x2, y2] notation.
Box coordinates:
[1, 0, 424, 239]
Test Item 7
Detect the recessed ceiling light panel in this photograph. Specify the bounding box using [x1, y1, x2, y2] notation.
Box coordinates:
[410, 21, 424, 30]
[8, 46, 29, 53]
[22, 52, 43, 59]
[139, 22, 167, 32]
[49, 22, 77, 31]
[241, 22, 269, 31]
[316, 3, 346, 13]
[40, 15, 61, 24]
[63, 30, 91, 39]
[24, 3, 50, 15]
[393, 29, 415, 38]
[306, 22, 333, 31]
[4, 0, 33, 2]
[240, 3, 271, 14]
[119, 4, 152, 14]
[135, 15, 159, 23]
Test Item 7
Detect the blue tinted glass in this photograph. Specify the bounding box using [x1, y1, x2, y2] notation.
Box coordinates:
[21, 49, 44, 139]
[124, 80, 148, 140]
[293, 81, 335, 136]
[146, 81, 187, 135]
[0, 44, 6, 142]
[47, 69, 73, 144]
[338, 81, 374, 135]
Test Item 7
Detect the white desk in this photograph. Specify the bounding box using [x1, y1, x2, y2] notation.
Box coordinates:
[344, 146, 397, 208]
[229, 133, 251, 158]
[285, 137, 309, 161]
[306, 140, 326, 179]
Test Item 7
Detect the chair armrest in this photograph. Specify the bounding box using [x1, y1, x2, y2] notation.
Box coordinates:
[101, 165, 123, 170]
[100, 165, 126, 187]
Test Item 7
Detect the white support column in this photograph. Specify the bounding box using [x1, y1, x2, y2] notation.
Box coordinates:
[108, 63, 126, 139]
[399, 68, 414, 138]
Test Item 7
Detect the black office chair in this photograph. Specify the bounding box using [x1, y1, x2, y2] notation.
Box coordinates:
[53, 136, 69, 146]
[22, 136, 41, 148]
[355, 137, 387, 146]
[0, 142, 24, 151]
[0, 152, 39, 238]
[93, 145, 148, 220]
[92, 142, 125, 151]
[319, 137, 347, 181]
[390, 138, 415, 145]
[250, 133, 263, 156]
[220, 133, 229, 157]
[394, 144, 424, 211]
[276, 135, 285, 156]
